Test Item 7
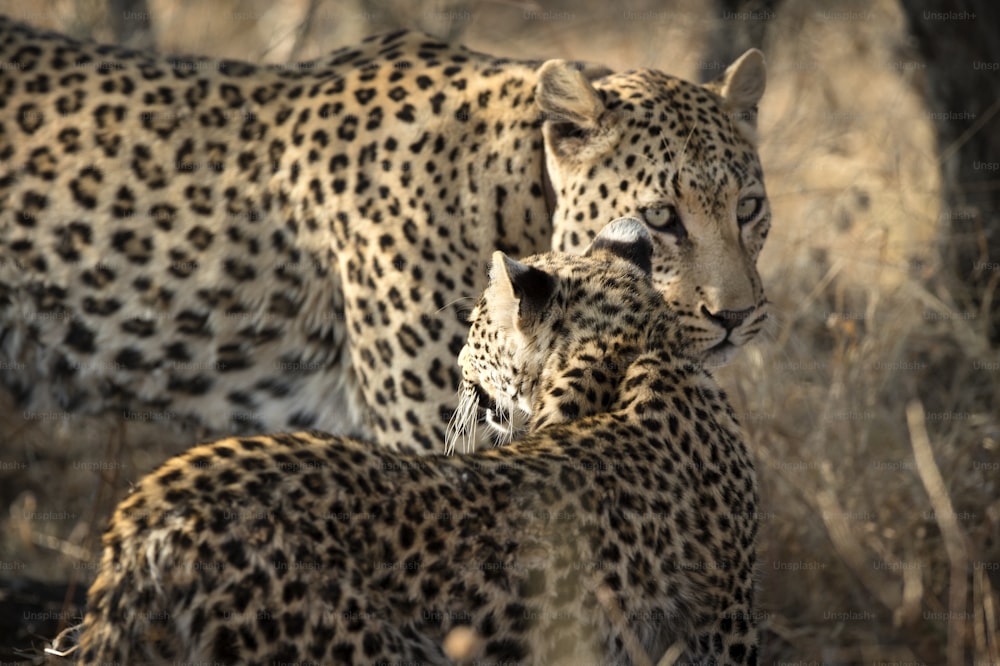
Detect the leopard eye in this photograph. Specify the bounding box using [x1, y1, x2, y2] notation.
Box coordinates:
[736, 196, 763, 226]
[640, 205, 686, 240]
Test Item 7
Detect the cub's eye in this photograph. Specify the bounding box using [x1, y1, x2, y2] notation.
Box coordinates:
[736, 196, 763, 226]
[640, 205, 686, 240]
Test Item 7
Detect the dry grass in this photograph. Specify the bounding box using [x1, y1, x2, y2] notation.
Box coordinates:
[0, 0, 997, 663]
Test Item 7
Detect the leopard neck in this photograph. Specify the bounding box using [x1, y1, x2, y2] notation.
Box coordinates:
[527, 314, 692, 431]
[528, 336, 643, 431]
[448, 62, 554, 258]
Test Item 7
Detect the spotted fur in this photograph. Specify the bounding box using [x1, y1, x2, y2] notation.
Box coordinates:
[0, 17, 770, 450]
[76, 218, 759, 665]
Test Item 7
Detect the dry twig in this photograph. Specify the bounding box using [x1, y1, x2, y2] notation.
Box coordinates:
[906, 401, 968, 666]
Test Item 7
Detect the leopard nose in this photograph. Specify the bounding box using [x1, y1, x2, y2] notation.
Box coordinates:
[701, 305, 754, 332]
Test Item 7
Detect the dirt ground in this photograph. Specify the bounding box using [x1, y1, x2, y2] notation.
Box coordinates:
[0, 0, 997, 663]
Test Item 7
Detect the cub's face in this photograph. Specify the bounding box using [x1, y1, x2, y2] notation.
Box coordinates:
[449, 218, 660, 454]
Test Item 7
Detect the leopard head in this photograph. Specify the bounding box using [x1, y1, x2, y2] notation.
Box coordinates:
[536, 50, 770, 365]
[448, 217, 672, 453]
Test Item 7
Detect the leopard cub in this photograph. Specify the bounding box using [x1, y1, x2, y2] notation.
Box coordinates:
[76, 218, 759, 665]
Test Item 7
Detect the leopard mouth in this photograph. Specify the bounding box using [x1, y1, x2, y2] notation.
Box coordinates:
[708, 339, 735, 353]
[471, 383, 522, 445]
[472, 383, 497, 414]
[702, 339, 739, 366]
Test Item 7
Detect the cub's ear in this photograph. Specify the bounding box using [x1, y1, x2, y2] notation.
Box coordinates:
[488, 251, 556, 333]
[536, 59, 619, 160]
[706, 48, 766, 142]
[584, 217, 653, 276]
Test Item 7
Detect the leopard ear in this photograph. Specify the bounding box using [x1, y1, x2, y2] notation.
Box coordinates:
[489, 251, 556, 333]
[536, 59, 604, 129]
[585, 217, 653, 276]
[706, 48, 766, 142]
[536, 59, 618, 160]
[572, 61, 613, 81]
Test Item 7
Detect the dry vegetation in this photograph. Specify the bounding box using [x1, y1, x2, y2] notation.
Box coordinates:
[0, 0, 997, 664]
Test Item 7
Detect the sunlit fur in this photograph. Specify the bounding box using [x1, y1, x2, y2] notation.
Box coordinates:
[76, 220, 759, 665]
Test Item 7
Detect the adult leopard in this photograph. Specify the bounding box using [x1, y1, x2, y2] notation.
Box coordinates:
[75, 218, 759, 665]
[0, 17, 770, 450]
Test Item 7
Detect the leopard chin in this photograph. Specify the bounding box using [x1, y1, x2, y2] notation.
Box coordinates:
[482, 402, 528, 448]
